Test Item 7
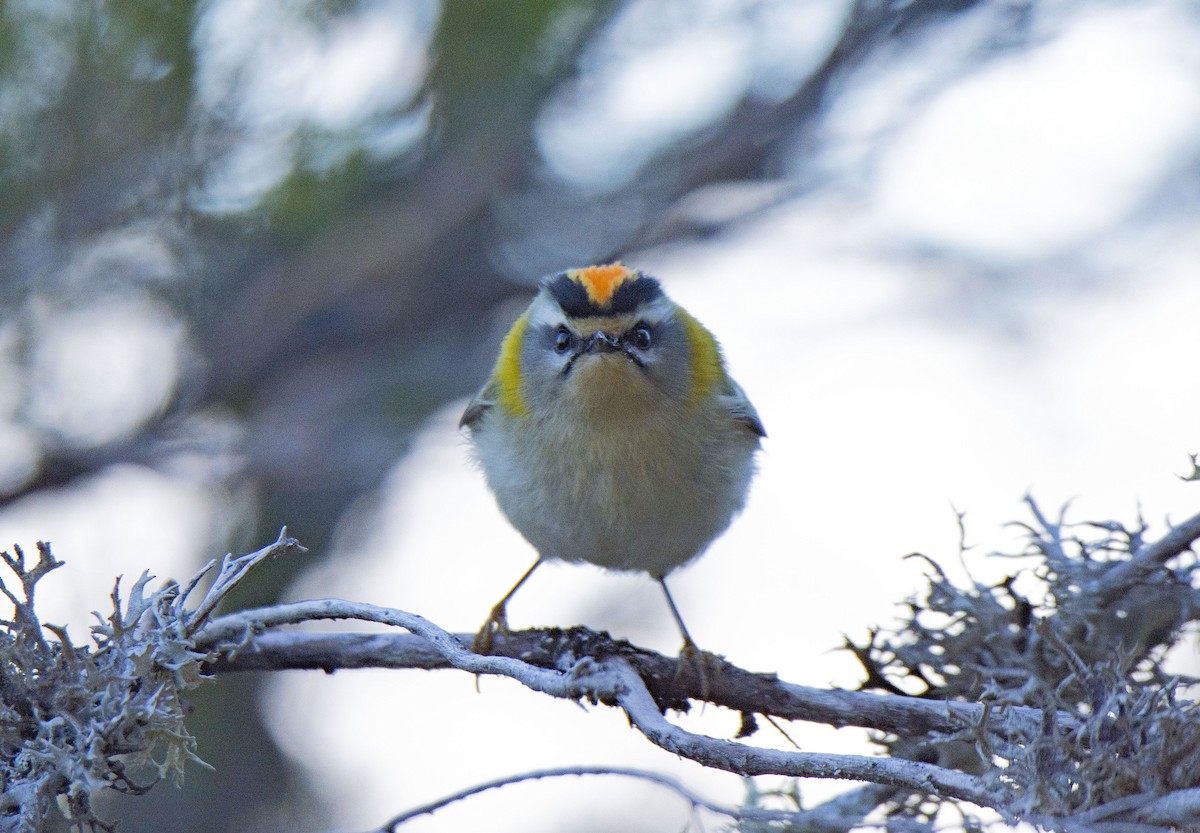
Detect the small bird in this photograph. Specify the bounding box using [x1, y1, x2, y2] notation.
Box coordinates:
[460, 263, 764, 668]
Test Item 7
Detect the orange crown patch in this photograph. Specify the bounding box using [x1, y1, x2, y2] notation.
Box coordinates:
[546, 263, 662, 318]
[569, 263, 637, 308]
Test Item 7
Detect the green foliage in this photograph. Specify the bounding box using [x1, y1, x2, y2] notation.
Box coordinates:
[101, 0, 197, 123]
[257, 148, 373, 241]
[430, 0, 611, 133]
[0, 0, 197, 230]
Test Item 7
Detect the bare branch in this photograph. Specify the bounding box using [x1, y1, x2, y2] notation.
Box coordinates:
[787, 784, 909, 833]
[361, 766, 942, 833]
[366, 766, 810, 832]
[1132, 787, 1200, 826]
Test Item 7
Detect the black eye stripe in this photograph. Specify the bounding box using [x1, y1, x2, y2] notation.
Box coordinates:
[560, 352, 580, 377]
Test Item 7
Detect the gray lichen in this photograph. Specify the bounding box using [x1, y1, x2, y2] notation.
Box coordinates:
[855, 499, 1200, 828]
[0, 533, 301, 832]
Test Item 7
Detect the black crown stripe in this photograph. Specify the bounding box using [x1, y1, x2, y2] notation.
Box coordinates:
[543, 271, 663, 318]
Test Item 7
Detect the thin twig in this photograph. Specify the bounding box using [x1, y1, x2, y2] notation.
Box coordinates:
[368, 766, 808, 831]
[367, 765, 942, 833]
[183, 528, 305, 635]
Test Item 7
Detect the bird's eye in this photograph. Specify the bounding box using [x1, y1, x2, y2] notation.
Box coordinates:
[630, 324, 652, 351]
[553, 326, 573, 353]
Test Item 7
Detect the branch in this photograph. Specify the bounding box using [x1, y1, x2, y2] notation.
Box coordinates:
[197, 601, 1003, 814]
[181, 528, 307, 635]
[192, 509, 1200, 828]
[610, 655, 995, 807]
[371, 766, 808, 832]
[1089, 508, 1200, 605]
[208, 625, 1058, 739]
[197, 600, 624, 702]
[12, 497, 1197, 830]
[364, 767, 933, 833]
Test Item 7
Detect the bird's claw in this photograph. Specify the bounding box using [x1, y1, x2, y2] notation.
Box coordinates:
[473, 602, 510, 655]
[674, 637, 717, 701]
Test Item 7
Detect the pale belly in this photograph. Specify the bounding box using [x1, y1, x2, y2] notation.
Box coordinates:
[474, 408, 757, 577]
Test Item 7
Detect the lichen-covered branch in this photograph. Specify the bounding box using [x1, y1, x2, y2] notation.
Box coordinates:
[1089, 507, 1200, 604]
[201, 501, 1200, 831]
[4, 502, 1200, 832]
[609, 656, 995, 807]
[202, 609, 999, 808]
[207, 626, 1060, 740]
[852, 500, 1200, 830]
[0, 530, 303, 833]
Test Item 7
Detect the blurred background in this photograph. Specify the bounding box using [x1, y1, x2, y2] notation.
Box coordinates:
[2, 0, 1199, 830]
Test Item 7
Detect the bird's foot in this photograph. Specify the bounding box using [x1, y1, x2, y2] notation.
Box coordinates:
[473, 602, 510, 655]
[674, 637, 718, 701]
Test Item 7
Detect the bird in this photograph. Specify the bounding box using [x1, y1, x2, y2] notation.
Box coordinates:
[460, 262, 764, 672]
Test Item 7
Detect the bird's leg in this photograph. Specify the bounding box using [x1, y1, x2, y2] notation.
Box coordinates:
[658, 577, 713, 700]
[474, 559, 542, 655]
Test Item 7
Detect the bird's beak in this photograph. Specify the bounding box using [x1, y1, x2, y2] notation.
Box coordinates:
[586, 331, 622, 353]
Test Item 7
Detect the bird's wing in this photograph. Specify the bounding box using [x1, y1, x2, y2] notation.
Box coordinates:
[721, 379, 766, 438]
[458, 382, 496, 429]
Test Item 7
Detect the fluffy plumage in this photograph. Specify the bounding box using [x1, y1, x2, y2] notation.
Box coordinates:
[462, 264, 764, 655]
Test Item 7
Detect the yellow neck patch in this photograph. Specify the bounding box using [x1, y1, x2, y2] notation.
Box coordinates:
[495, 308, 531, 418]
[568, 263, 637, 308]
[678, 308, 724, 403]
